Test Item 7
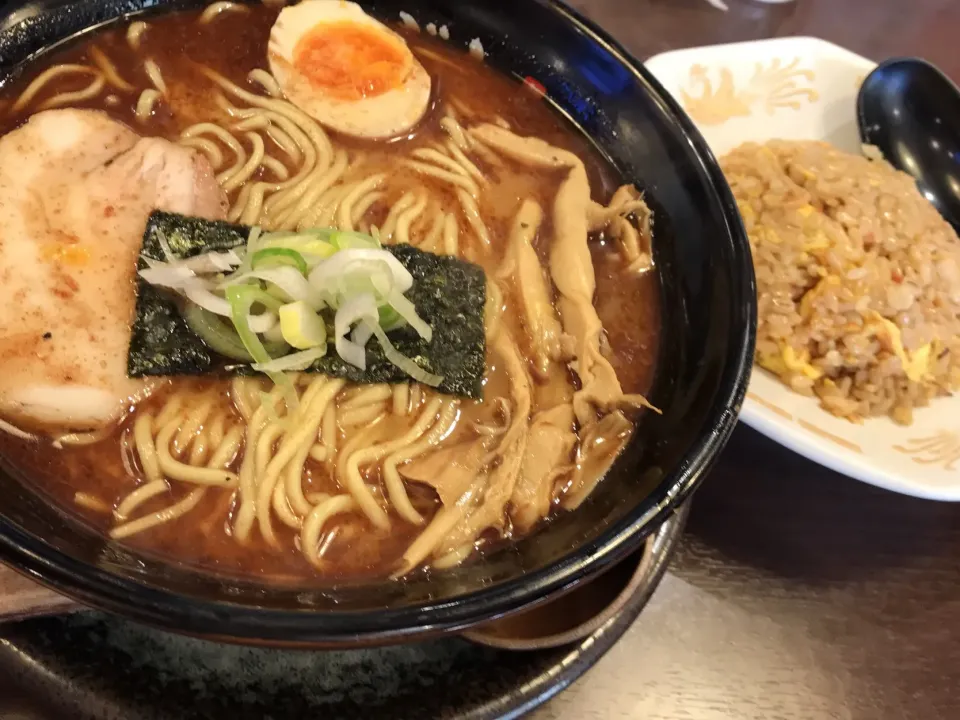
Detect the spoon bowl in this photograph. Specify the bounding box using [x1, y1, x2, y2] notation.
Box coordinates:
[857, 57, 960, 233]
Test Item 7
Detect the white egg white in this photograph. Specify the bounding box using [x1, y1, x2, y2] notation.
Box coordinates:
[268, 0, 431, 139]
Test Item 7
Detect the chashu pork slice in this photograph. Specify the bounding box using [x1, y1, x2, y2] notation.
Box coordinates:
[0, 109, 227, 433]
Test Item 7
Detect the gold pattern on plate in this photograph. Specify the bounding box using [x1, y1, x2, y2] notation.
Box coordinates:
[746, 392, 793, 421]
[893, 432, 960, 471]
[797, 419, 863, 454]
[681, 57, 820, 126]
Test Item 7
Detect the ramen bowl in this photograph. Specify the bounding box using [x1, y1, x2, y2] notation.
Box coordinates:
[0, 0, 754, 647]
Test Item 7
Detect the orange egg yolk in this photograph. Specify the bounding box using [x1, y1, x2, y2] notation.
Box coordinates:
[293, 21, 411, 101]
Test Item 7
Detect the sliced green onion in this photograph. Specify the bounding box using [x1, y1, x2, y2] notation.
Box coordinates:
[329, 229, 381, 251]
[384, 290, 433, 341]
[184, 285, 277, 333]
[278, 301, 327, 349]
[364, 319, 443, 387]
[378, 304, 405, 331]
[226, 226, 262, 280]
[183, 302, 288, 360]
[183, 303, 254, 361]
[226, 285, 296, 405]
[263, 321, 286, 346]
[143, 223, 439, 387]
[251, 247, 308, 275]
[308, 249, 414, 305]
[226, 286, 278, 366]
[258, 230, 337, 264]
[222, 268, 316, 307]
[244, 286, 285, 313]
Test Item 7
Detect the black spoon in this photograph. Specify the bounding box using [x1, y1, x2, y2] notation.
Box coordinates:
[857, 57, 960, 233]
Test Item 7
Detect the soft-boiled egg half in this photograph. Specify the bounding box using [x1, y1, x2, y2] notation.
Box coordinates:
[268, 0, 432, 139]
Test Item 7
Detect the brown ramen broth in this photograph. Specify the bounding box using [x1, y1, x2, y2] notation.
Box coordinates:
[0, 3, 659, 583]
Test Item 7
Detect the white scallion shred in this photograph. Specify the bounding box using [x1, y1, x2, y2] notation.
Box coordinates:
[139, 264, 198, 289]
[181, 249, 242, 273]
[252, 346, 327, 373]
[154, 227, 176, 263]
[247, 226, 262, 250]
[334, 293, 379, 370]
[351, 322, 374, 348]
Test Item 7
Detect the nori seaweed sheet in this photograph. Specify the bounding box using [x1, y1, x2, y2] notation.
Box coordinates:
[127, 211, 486, 398]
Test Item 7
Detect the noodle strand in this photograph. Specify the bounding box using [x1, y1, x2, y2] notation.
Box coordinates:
[12, 64, 98, 112]
[88, 47, 134, 92]
[301, 495, 357, 568]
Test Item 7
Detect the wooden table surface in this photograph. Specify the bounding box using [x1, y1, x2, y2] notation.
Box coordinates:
[538, 1, 960, 718]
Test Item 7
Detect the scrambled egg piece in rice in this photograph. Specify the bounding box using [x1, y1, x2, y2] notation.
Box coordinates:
[722, 139, 960, 425]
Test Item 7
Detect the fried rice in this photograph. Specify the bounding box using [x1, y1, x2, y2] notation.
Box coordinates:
[721, 140, 960, 425]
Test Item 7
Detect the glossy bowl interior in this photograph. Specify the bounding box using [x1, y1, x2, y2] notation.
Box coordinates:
[0, 0, 755, 645]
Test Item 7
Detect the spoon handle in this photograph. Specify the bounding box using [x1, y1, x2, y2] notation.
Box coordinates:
[0, 562, 78, 623]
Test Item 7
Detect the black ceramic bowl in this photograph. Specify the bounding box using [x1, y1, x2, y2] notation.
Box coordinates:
[0, 0, 755, 646]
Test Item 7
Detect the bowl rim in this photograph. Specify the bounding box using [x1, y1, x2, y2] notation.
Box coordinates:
[0, 0, 755, 643]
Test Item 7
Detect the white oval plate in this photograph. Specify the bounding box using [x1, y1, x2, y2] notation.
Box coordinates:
[646, 37, 960, 500]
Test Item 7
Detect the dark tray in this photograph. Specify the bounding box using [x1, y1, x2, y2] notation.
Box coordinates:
[0, 505, 687, 720]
